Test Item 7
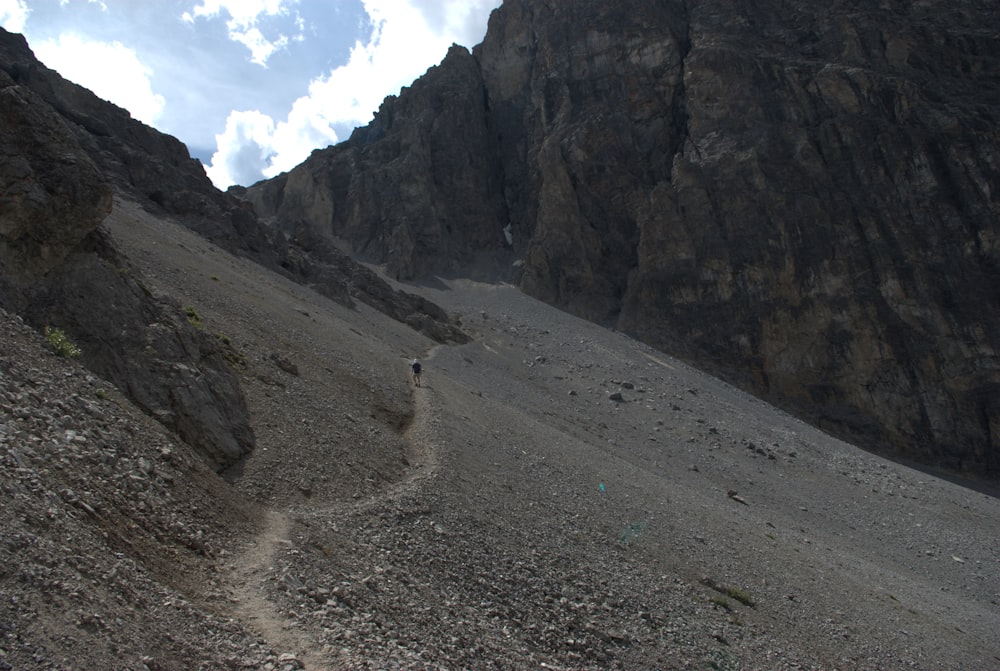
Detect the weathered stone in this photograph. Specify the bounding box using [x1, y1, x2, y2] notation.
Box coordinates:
[0, 26, 465, 347]
[0, 53, 111, 290]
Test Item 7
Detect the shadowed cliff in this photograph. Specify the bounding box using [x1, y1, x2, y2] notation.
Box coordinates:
[247, 0, 1000, 478]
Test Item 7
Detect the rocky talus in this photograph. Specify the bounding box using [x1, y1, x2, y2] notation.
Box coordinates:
[0, 27, 468, 347]
[248, 0, 1000, 478]
[0, 5, 998, 670]
[6, 200, 996, 670]
[0, 26, 472, 469]
[0, 307, 273, 669]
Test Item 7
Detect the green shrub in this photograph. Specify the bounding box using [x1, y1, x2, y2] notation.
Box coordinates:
[183, 306, 203, 330]
[217, 332, 246, 366]
[44, 326, 81, 358]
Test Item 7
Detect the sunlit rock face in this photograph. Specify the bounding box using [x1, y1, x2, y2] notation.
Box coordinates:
[248, 0, 1000, 476]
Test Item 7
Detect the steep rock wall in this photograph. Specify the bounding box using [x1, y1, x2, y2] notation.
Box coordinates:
[247, 1, 1000, 476]
[484, 0, 1000, 474]
[246, 45, 510, 280]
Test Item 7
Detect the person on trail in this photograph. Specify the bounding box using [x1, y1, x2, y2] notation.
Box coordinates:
[411, 358, 422, 387]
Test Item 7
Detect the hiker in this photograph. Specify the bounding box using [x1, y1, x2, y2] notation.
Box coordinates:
[411, 358, 422, 387]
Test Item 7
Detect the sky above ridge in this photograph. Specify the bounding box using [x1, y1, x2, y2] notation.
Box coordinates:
[1, 0, 501, 188]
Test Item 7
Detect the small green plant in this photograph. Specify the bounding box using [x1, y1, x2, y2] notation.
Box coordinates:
[723, 586, 755, 608]
[217, 332, 246, 366]
[95, 388, 108, 400]
[183, 306, 203, 330]
[701, 577, 756, 609]
[44, 326, 81, 358]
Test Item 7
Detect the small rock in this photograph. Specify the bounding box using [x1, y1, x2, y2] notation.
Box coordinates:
[727, 490, 748, 505]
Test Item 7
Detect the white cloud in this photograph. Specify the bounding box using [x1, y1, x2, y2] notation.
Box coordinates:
[33, 34, 165, 126]
[57, 0, 109, 10]
[230, 25, 289, 65]
[0, 0, 29, 32]
[183, 0, 295, 66]
[205, 110, 280, 188]
[205, 0, 500, 188]
[184, 0, 287, 28]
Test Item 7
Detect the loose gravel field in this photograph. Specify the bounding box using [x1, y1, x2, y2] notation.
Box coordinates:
[1, 197, 997, 670]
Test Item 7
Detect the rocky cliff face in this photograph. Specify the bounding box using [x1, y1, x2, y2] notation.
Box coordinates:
[249, 0, 1000, 476]
[0, 27, 467, 345]
[245, 45, 511, 281]
[0, 29, 254, 470]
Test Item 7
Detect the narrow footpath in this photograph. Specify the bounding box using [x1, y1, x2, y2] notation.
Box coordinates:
[223, 346, 444, 670]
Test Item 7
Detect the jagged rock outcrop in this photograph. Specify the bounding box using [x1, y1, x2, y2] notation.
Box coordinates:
[244, 45, 511, 281]
[0, 27, 467, 347]
[0, 24, 472, 467]
[0, 59, 112, 288]
[0, 29, 254, 471]
[249, 0, 999, 476]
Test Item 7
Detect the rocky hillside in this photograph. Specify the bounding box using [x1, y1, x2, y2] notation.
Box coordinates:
[247, 0, 1000, 478]
[5, 201, 998, 670]
[0, 26, 466, 471]
[1, 16, 999, 671]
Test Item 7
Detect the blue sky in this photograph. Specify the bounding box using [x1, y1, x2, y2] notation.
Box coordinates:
[1, 0, 501, 187]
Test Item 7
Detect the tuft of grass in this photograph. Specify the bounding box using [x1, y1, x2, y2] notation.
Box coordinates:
[183, 306, 203, 330]
[44, 326, 81, 358]
[217, 332, 246, 367]
[701, 577, 756, 609]
[722, 585, 755, 608]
